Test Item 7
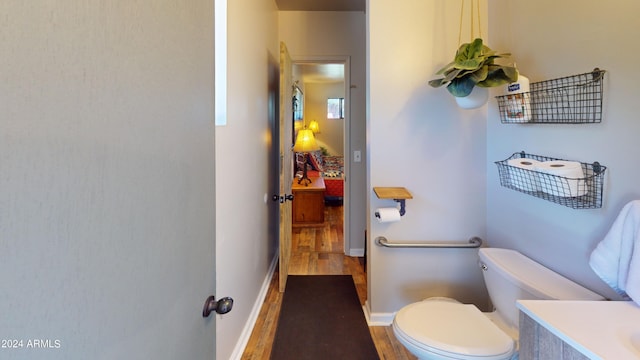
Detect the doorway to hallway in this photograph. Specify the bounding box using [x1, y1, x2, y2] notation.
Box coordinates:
[291, 58, 350, 256]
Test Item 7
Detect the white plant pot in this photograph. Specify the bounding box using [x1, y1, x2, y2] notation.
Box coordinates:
[454, 87, 489, 109]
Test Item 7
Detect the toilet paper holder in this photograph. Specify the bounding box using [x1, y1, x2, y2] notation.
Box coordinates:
[373, 187, 413, 217]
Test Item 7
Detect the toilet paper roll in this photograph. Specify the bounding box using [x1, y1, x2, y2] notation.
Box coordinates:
[535, 161, 587, 197]
[506, 158, 541, 192]
[375, 207, 401, 223]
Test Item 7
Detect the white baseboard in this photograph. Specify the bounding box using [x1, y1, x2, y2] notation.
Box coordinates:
[348, 247, 364, 257]
[363, 300, 395, 326]
[229, 254, 278, 360]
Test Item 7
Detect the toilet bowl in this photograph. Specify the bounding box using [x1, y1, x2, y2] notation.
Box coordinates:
[392, 248, 604, 360]
[393, 298, 515, 360]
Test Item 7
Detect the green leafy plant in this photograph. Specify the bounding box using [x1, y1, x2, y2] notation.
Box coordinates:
[428, 38, 518, 97]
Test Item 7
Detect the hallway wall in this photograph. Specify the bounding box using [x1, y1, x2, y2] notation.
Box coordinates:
[215, 0, 280, 359]
[279, 11, 367, 255]
[304, 81, 345, 156]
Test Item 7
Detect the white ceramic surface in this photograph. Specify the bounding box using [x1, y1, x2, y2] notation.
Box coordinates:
[518, 300, 640, 359]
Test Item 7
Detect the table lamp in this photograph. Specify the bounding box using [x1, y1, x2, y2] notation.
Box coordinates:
[308, 120, 320, 134]
[293, 128, 320, 185]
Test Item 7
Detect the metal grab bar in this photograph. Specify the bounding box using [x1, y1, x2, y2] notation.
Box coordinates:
[375, 236, 482, 249]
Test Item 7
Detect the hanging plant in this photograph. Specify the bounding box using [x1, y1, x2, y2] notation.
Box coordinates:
[428, 38, 518, 98]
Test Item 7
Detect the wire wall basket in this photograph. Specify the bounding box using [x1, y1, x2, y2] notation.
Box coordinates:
[495, 152, 606, 209]
[495, 68, 605, 124]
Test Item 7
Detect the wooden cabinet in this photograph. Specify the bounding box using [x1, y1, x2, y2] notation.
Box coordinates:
[292, 176, 325, 225]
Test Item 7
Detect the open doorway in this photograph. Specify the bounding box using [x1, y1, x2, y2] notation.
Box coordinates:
[289, 58, 350, 270]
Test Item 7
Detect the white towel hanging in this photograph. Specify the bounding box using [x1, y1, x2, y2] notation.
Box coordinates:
[589, 200, 640, 304]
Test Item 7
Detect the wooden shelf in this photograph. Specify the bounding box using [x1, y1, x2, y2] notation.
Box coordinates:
[373, 187, 412, 200]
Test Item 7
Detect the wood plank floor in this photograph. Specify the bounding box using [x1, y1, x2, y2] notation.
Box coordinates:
[241, 205, 416, 360]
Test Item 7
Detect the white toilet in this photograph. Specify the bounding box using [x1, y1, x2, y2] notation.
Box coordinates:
[392, 248, 604, 360]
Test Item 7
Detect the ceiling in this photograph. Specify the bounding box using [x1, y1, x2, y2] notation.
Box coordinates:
[275, 0, 365, 12]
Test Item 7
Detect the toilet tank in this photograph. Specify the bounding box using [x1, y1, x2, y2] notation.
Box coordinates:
[478, 248, 604, 329]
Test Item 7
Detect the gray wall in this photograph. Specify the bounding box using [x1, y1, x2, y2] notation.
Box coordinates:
[365, 0, 640, 320]
[486, 0, 640, 300]
[367, 0, 489, 319]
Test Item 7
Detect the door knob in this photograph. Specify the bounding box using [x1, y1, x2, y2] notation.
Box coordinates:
[202, 296, 234, 317]
[284, 194, 294, 202]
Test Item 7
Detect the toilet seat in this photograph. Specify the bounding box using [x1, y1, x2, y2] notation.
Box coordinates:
[393, 299, 515, 360]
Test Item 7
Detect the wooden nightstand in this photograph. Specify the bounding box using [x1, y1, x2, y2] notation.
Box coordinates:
[292, 176, 325, 225]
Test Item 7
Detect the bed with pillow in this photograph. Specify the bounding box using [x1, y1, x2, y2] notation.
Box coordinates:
[295, 151, 344, 204]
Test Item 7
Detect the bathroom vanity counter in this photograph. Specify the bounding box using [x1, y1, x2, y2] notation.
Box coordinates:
[517, 300, 640, 359]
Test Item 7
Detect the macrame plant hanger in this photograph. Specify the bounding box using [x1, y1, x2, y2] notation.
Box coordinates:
[458, 0, 482, 46]
[453, 0, 489, 109]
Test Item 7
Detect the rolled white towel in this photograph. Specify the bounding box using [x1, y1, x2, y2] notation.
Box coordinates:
[589, 200, 640, 304]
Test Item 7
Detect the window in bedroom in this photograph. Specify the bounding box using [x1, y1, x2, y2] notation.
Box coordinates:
[327, 98, 344, 119]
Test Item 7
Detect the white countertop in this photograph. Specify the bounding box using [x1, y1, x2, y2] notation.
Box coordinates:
[517, 300, 640, 360]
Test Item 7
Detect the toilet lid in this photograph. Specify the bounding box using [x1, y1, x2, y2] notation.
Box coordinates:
[394, 300, 515, 360]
